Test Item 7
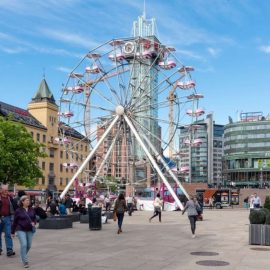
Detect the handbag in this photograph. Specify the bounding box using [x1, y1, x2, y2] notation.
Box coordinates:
[113, 212, 117, 222]
[24, 209, 36, 234]
[195, 203, 202, 215]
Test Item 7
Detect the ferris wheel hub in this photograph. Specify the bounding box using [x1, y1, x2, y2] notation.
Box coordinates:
[115, 105, 125, 116]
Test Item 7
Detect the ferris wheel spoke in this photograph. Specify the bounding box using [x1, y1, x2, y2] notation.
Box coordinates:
[108, 45, 128, 105]
[96, 60, 123, 105]
[92, 121, 122, 183]
[127, 50, 163, 107]
[129, 68, 180, 111]
[129, 115, 175, 151]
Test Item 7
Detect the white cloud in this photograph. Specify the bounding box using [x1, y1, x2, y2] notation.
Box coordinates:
[40, 28, 99, 49]
[259, 45, 270, 54]
[0, 31, 81, 57]
[176, 49, 205, 61]
[0, 46, 26, 54]
[207, 47, 220, 57]
[56, 66, 72, 73]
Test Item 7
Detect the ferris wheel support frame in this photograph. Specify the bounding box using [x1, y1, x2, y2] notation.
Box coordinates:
[91, 124, 122, 183]
[60, 115, 120, 199]
[139, 131, 190, 201]
[123, 114, 184, 210]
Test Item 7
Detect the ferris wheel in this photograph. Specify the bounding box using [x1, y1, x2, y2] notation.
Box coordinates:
[58, 36, 204, 209]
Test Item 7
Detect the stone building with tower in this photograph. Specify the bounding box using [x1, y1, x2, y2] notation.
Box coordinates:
[0, 79, 91, 193]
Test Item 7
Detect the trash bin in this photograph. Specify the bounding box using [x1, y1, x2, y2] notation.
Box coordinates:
[88, 205, 102, 230]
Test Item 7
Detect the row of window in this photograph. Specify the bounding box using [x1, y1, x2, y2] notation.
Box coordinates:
[38, 177, 69, 186]
[225, 133, 270, 141]
[224, 142, 270, 150]
[30, 132, 88, 153]
[225, 124, 270, 133]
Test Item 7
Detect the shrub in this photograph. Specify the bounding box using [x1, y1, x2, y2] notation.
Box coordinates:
[264, 196, 270, 211]
[249, 209, 266, 224]
[265, 213, 270, 225]
[261, 208, 270, 216]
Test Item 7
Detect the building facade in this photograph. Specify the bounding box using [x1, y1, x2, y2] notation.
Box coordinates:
[223, 112, 270, 187]
[0, 79, 91, 192]
[179, 113, 224, 185]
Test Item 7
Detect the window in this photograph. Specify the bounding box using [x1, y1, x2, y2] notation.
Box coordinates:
[42, 177, 45, 185]
[60, 178, 63, 186]
[42, 162, 45, 170]
[48, 177, 54, 185]
[66, 178, 69, 185]
[30, 132, 33, 138]
[49, 163, 54, 171]
[49, 149, 54, 158]
[36, 133, 40, 142]
[60, 151, 63, 159]
[85, 145, 87, 152]
[43, 134, 46, 143]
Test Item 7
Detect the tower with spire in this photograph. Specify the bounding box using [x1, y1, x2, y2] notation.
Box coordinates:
[129, 12, 160, 159]
[28, 79, 58, 140]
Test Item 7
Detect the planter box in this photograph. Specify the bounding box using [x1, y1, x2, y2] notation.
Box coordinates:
[39, 217, 73, 229]
[68, 212, 80, 222]
[80, 214, 89, 223]
[249, 224, 270, 246]
[263, 225, 270, 246]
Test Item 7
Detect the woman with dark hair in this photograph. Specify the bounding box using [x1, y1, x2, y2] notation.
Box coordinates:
[11, 195, 36, 268]
[113, 193, 127, 234]
[182, 196, 201, 238]
[149, 193, 163, 223]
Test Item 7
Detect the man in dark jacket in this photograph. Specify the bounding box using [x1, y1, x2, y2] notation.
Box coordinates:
[64, 194, 73, 215]
[0, 185, 16, 256]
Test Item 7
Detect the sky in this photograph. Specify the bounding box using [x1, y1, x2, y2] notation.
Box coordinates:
[0, 0, 270, 125]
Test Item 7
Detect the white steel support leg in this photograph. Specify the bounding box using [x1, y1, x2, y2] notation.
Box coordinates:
[92, 126, 121, 183]
[124, 115, 184, 210]
[139, 132, 190, 200]
[60, 115, 119, 199]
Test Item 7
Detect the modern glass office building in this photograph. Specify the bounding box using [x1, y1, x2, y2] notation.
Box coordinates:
[179, 114, 224, 184]
[223, 112, 270, 187]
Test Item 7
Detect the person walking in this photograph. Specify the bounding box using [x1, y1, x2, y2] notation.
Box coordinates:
[182, 196, 201, 238]
[253, 193, 261, 208]
[64, 194, 73, 215]
[104, 196, 111, 212]
[113, 193, 127, 234]
[149, 193, 163, 223]
[11, 195, 36, 268]
[209, 197, 214, 209]
[0, 185, 16, 257]
[126, 194, 134, 216]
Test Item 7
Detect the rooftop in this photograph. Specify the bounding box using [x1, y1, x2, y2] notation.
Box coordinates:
[0, 100, 47, 130]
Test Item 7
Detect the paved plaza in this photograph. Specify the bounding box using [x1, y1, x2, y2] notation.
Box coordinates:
[2, 209, 269, 270]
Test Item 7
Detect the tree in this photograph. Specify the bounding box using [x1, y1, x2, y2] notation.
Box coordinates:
[0, 116, 46, 187]
[264, 196, 270, 211]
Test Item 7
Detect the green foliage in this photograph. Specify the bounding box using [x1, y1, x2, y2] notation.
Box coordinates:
[0, 117, 46, 187]
[249, 209, 266, 224]
[264, 196, 270, 211]
[265, 213, 270, 225]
